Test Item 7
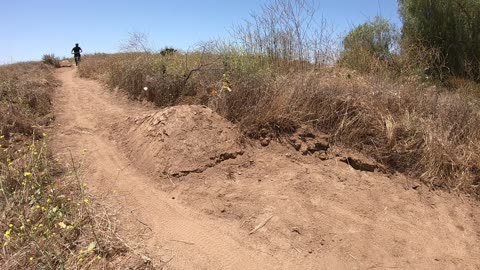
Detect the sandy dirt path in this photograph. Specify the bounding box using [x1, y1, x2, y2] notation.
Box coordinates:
[52, 67, 480, 270]
[52, 68, 280, 269]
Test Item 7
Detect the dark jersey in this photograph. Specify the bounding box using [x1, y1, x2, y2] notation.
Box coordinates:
[72, 46, 82, 55]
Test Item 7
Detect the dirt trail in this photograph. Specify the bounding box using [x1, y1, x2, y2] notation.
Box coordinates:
[52, 68, 480, 269]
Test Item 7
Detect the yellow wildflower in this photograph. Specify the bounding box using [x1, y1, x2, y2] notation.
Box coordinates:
[4, 229, 12, 239]
[24, 172, 32, 177]
[87, 242, 96, 253]
[58, 222, 66, 229]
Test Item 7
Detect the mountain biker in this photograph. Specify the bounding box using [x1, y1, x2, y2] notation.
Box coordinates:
[71, 43, 82, 66]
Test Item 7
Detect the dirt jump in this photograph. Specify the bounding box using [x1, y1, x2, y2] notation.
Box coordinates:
[52, 68, 480, 269]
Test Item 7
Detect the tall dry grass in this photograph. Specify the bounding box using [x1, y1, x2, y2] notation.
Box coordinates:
[216, 67, 480, 193]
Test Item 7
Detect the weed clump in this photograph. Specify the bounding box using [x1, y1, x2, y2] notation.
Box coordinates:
[42, 54, 60, 68]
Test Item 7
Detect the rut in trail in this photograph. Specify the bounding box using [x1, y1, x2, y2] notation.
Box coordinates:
[52, 68, 480, 270]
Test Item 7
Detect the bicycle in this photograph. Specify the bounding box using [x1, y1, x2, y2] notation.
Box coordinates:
[73, 53, 81, 66]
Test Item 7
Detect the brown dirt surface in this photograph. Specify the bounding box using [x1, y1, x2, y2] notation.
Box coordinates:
[52, 67, 480, 269]
[118, 106, 244, 177]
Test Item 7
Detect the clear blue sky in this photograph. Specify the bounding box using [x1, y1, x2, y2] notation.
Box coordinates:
[0, 0, 401, 64]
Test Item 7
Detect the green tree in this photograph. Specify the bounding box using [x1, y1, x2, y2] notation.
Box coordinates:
[340, 16, 399, 72]
[343, 16, 398, 58]
[160, 47, 177, 56]
[399, 0, 480, 80]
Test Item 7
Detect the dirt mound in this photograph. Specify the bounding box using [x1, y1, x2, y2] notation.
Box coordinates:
[121, 105, 244, 177]
[59, 60, 72, 67]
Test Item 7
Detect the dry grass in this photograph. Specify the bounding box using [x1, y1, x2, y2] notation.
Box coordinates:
[216, 67, 480, 193]
[79, 52, 224, 107]
[0, 62, 153, 269]
[78, 52, 480, 196]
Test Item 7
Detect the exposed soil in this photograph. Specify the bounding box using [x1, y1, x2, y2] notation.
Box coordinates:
[52, 67, 480, 269]
[117, 106, 244, 177]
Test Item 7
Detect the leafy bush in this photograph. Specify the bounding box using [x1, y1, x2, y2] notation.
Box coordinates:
[399, 0, 480, 81]
[160, 47, 177, 56]
[340, 16, 399, 73]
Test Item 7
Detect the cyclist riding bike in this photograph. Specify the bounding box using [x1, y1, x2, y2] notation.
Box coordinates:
[71, 43, 82, 66]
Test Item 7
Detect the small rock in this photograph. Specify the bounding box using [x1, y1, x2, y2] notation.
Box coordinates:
[260, 138, 270, 147]
[285, 153, 292, 158]
[319, 153, 328, 161]
[412, 183, 421, 190]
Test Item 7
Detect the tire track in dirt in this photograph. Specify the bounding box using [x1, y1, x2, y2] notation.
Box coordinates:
[52, 68, 278, 270]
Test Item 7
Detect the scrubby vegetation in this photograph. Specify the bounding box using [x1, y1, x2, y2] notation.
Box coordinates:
[42, 54, 60, 68]
[77, 0, 479, 197]
[0, 63, 150, 269]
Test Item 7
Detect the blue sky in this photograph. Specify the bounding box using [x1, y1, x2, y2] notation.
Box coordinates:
[0, 0, 401, 64]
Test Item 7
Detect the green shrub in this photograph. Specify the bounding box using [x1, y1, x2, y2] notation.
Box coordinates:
[340, 16, 399, 74]
[399, 0, 480, 81]
[160, 47, 177, 56]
